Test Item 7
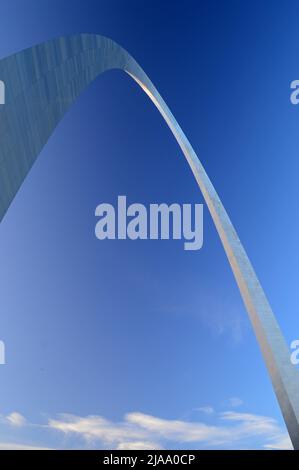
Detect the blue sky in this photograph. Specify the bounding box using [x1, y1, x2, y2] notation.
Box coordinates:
[0, 0, 298, 449]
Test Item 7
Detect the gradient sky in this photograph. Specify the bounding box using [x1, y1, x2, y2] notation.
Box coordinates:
[0, 0, 298, 450]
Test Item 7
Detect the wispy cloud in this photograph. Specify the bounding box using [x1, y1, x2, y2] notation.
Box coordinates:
[263, 434, 293, 450]
[162, 295, 248, 345]
[116, 441, 163, 450]
[220, 411, 281, 440]
[48, 413, 149, 446]
[0, 442, 51, 450]
[48, 409, 292, 450]
[5, 412, 26, 427]
[227, 397, 243, 408]
[0, 407, 292, 450]
[195, 406, 215, 415]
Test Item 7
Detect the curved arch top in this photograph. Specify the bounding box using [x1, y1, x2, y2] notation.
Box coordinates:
[0, 34, 298, 448]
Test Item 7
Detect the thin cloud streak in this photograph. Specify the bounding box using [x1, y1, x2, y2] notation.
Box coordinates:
[0, 407, 292, 450]
[48, 409, 293, 450]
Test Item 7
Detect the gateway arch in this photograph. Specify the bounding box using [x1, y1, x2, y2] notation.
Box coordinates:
[0, 34, 298, 449]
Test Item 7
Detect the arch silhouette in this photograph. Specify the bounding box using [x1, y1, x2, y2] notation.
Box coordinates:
[0, 34, 298, 448]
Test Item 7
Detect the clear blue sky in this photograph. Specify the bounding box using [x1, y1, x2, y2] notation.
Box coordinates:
[0, 0, 298, 450]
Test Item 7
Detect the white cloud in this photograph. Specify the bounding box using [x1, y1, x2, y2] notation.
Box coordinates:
[227, 398, 243, 408]
[126, 412, 229, 443]
[117, 441, 163, 450]
[0, 404, 292, 450]
[0, 442, 51, 450]
[263, 434, 293, 450]
[48, 409, 293, 450]
[195, 406, 215, 415]
[220, 411, 282, 443]
[5, 412, 26, 427]
[48, 413, 149, 445]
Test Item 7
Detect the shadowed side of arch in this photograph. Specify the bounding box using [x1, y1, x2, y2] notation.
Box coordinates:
[0, 34, 298, 448]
